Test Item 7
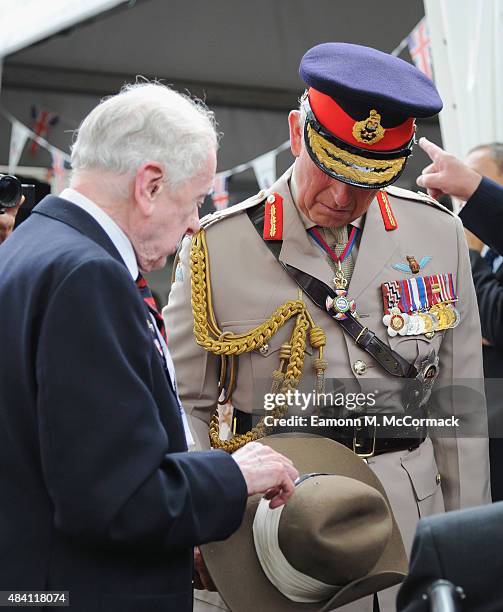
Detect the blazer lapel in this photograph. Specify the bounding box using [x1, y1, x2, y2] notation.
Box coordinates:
[32, 196, 126, 269]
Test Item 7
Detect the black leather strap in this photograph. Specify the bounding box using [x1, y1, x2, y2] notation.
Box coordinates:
[247, 202, 418, 379]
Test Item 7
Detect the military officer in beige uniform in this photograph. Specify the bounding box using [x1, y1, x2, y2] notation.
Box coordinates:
[164, 43, 490, 612]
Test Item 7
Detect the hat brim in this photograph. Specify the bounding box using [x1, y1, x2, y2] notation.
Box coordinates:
[304, 122, 408, 189]
[202, 434, 407, 612]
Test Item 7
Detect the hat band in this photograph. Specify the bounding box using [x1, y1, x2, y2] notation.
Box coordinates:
[306, 123, 406, 186]
[307, 88, 416, 153]
[253, 494, 340, 603]
[302, 96, 415, 160]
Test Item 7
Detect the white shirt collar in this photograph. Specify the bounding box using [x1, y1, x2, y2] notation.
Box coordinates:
[59, 188, 138, 280]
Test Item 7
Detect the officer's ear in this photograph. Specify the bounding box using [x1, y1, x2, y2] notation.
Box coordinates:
[288, 110, 302, 158]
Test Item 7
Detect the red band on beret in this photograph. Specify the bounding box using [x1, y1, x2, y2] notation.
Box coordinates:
[308, 88, 415, 152]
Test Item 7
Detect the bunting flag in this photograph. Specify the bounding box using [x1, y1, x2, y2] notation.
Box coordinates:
[8, 120, 30, 174]
[407, 17, 433, 80]
[29, 106, 59, 155]
[251, 150, 277, 190]
[0, 15, 429, 201]
[211, 173, 229, 210]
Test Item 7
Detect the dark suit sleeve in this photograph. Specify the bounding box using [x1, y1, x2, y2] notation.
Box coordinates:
[460, 177, 503, 254]
[398, 504, 503, 612]
[36, 257, 247, 550]
[396, 521, 443, 612]
[469, 250, 503, 350]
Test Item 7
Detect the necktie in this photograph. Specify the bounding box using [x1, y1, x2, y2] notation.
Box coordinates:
[136, 274, 167, 344]
[322, 225, 356, 286]
[136, 275, 194, 447]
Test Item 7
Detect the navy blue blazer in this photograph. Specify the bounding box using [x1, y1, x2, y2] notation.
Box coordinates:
[460, 178, 503, 500]
[460, 176, 503, 254]
[0, 196, 247, 611]
[397, 502, 503, 611]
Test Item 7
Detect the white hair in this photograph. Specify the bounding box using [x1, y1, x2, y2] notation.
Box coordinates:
[71, 81, 218, 187]
[298, 91, 308, 135]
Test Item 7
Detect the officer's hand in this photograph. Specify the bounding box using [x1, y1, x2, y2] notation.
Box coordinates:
[193, 546, 217, 591]
[232, 441, 299, 509]
[0, 196, 24, 244]
[417, 138, 482, 201]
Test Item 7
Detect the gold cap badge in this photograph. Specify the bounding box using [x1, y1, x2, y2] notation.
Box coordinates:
[352, 109, 385, 145]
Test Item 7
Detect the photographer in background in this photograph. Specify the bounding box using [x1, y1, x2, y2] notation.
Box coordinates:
[0, 198, 22, 243]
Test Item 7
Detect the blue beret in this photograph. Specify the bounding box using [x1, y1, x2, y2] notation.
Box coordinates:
[300, 42, 442, 122]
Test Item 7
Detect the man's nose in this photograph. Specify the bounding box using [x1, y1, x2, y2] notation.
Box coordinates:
[329, 179, 353, 206]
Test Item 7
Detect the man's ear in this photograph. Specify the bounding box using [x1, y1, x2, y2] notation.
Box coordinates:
[288, 110, 302, 158]
[134, 162, 165, 216]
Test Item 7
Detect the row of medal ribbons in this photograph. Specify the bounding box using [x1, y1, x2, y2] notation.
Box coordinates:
[381, 273, 460, 338]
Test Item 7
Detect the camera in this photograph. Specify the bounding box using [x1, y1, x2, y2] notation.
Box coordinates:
[0, 174, 35, 215]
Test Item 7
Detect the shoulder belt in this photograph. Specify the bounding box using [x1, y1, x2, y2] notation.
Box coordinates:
[246, 202, 417, 379]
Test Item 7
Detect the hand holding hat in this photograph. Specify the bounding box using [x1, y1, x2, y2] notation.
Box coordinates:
[417, 137, 482, 201]
[232, 441, 300, 509]
[203, 435, 407, 611]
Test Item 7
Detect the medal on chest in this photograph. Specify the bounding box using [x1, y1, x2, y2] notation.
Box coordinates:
[381, 273, 460, 337]
[308, 226, 359, 320]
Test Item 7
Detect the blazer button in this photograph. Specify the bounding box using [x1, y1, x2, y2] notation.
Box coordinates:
[353, 360, 367, 375]
[259, 344, 269, 356]
[436, 473, 441, 485]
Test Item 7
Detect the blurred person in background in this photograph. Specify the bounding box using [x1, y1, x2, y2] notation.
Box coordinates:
[419, 138, 503, 501]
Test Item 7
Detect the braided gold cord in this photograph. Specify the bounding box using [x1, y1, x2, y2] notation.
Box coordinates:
[191, 231, 307, 355]
[307, 123, 406, 185]
[190, 228, 326, 453]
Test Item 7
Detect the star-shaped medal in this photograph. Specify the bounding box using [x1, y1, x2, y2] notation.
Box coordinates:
[326, 289, 357, 320]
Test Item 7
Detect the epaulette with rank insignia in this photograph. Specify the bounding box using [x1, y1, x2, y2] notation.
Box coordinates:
[385, 186, 454, 217]
[200, 190, 267, 231]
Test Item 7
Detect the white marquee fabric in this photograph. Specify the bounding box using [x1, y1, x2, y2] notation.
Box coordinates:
[0, 0, 125, 58]
[425, 0, 503, 158]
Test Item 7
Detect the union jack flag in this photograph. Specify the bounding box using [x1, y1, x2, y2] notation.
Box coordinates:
[407, 17, 433, 81]
[29, 106, 59, 155]
[211, 173, 229, 210]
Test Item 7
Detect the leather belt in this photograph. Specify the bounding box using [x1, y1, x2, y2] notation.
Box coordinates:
[246, 203, 418, 379]
[232, 408, 425, 457]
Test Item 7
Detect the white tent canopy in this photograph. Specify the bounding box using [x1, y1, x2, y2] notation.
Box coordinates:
[425, 0, 503, 158]
[0, 0, 439, 191]
[0, 0, 125, 58]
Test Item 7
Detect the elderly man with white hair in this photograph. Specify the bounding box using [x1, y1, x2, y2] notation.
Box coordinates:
[0, 82, 298, 612]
